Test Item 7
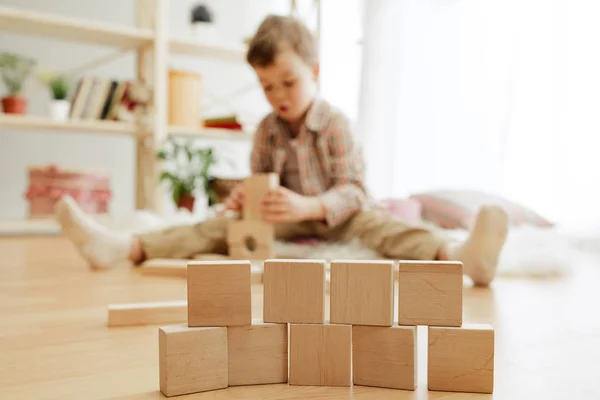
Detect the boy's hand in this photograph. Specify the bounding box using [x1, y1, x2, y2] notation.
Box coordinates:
[261, 187, 325, 223]
[220, 183, 245, 214]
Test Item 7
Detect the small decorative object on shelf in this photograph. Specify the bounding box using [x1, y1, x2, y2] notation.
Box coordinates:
[157, 136, 217, 212]
[190, 3, 216, 42]
[24, 164, 111, 219]
[113, 80, 153, 125]
[0, 52, 36, 114]
[38, 71, 72, 121]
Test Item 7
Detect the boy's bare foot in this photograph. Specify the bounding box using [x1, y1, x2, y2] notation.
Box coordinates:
[448, 205, 509, 286]
[55, 195, 132, 269]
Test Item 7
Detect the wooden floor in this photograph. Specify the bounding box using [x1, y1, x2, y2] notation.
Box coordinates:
[1, 236, 599, 399]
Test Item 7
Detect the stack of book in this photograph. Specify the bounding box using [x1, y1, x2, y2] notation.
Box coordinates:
[69, 77, 151, 123]
[203, 115, 243, 131]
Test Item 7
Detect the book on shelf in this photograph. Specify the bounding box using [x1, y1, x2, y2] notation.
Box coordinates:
[69, 77, 151, 124]
[203, 114, 243, 131]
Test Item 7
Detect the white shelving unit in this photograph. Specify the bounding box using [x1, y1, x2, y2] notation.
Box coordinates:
[169, 125, 254, 141]
[0, 1, 257, 230]
[0, 5, 154, 49]
[0, 0, 321, 235]
[170, 37, 246, 62]
[0, 113, 138, 136]
[0, 218, 60, 237]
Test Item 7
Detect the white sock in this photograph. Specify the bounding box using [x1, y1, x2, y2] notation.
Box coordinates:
[450, 205, 509, 286]
[55, 196, 132, 269]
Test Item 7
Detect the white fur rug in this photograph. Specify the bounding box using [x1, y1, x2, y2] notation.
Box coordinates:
[95, 209, 600, 279]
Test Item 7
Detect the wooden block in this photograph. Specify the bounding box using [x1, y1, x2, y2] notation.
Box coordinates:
[398, 261, 463, 326]
[227, 219, 275, 260]
[428, 324, 495, 394]
[330, 260, 394, 326]
[228, 219, 274, 246]
[243, 173, 279, 220]
[187, 260, 251, 327]
[352, 325, 417, 390]
[227, 319, 288, 386]
[263, 259, 325, 324]
[107, 300, 187, 327]
[159, 325, 227, 397]
[289, 323, 351, 387]
[139, 258, 187, 277]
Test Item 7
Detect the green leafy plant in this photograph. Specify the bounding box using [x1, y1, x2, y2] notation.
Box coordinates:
[49, 75, 70, 100]
[0, 52, 36, 97]
[38, 71, 71, 100]
[156, 137, 218, 206]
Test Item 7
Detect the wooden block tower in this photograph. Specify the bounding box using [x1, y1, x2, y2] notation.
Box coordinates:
[328, 259, 494, 393]
[159, 259, 288, 397]
[397, 260, 495, 394]
[263, 259, 352, 387]
[156, 257, 495, 396]
[227, 173, 278, 260]
[329, 259, 417, 390]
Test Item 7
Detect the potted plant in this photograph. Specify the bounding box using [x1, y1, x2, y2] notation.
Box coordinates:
[39, 71, 72, 121]
[156, 137, 217, 212]
[190, 3, 216, 42]
[0, 52, 36, 114]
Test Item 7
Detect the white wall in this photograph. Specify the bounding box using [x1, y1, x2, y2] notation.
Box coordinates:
[0, 0, 363, 220]
[319, 0, 362, 123]
[357, 0, 509, 201]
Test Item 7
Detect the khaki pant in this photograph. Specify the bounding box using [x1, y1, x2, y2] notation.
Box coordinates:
[137, 209, 447, 261]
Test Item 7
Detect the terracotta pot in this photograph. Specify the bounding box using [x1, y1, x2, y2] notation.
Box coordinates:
[1, 96, 28, 114]
[177, 194, 195, 212]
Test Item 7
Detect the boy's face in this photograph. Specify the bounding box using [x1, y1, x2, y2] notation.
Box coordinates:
[254, 50, 319, 124]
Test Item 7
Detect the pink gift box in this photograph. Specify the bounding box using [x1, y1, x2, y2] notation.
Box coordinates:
[24, 164, 111, 218]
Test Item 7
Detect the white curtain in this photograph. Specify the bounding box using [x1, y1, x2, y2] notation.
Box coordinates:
[357, 0, 600, 226]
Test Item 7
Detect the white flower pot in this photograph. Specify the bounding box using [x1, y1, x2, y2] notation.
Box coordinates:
[49, 100, 70, 121]
[192, 22, 217, 42]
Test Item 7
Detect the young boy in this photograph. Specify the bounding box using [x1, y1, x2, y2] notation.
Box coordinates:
[55, 15, 508, 286]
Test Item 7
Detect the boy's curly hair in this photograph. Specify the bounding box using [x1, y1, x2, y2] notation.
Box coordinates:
[246, 15, 318, 67]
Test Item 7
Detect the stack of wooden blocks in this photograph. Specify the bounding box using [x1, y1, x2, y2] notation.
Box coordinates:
[158, 258, 495, 397]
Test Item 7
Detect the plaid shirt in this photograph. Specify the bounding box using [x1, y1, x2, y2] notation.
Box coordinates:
[250, 97, 368, 227]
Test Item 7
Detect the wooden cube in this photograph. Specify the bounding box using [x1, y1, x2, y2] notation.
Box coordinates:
[330, 260, 394, 326]
[352, 325, 417, 390]
[159, 325, 227, 397]
[428, 324, 495, 394]
[243, 173, 279, 220]
[228, 320, 288, 386]
[227, 219, 275, 260]
[187, 260, 251, 327]
[398, 261, 463, 326]
[263, 259, 325, 324]
[108, 300, 187, 327]
[289, 323, 351, 387]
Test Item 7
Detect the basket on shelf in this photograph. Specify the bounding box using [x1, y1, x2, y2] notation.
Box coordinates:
[24, 164, 111, 218]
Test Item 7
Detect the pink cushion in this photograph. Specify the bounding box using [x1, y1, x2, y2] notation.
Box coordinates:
[409, 189, 553, 230]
